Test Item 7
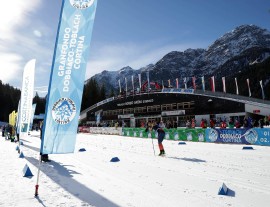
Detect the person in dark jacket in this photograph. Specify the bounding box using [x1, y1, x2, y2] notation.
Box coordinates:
[152, 121, 166, 156]
[2, 125, 5, 137]
[259, 119, 264, 128]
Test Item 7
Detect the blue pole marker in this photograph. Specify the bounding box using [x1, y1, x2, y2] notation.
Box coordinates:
[78, 148, 86, 152]
[19, 152, 25, 158]
[110, 157, 120, 162]
[22, 164, 34, 177]
[218, 183, 228, 195]
[40, 0, 98, 154]
[242, 146, 254, 150]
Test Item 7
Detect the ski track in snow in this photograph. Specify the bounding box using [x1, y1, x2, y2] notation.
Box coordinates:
[1, 131, 270, 207]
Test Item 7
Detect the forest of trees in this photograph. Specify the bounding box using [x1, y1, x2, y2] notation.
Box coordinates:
[81, 78, 114, 111]
[0, 81, 47, 123]
[0, 81, 21, 122]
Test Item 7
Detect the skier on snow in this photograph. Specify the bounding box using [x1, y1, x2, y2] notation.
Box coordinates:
[152, 121, 166, 156]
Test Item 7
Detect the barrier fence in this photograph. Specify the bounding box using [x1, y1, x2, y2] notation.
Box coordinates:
[122, 127, 270, 146]
[122, 128, 205, 142]
[78, 127, 270, 146]
[205, 128, 270, 146]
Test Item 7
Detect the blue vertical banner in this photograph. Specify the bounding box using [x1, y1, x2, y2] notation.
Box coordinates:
[19, 59, 36, 135]
[41, 0, 98, 154]
[29, 104, 37, 131]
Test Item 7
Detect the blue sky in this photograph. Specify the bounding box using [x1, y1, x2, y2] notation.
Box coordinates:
[0, 0, 269, 96]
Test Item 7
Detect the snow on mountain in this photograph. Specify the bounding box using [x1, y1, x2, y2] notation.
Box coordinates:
[88, 25, 270, 93]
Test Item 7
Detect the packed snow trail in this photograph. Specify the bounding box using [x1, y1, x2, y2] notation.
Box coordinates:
[1, 131, 270, 207]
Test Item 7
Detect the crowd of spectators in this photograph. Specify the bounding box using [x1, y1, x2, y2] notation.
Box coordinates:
[184, 115, 270, 129]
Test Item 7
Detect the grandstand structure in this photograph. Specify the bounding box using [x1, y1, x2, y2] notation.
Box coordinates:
[80, 88, 270, 128]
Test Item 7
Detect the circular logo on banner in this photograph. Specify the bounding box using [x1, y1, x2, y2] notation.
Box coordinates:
[243, 129, 258, 144]
[52, 97, 76, 125]
[70, 0, 94, 9]
[208, 129, 218, 142]
[198, 133, 204, 142]
[186, 132, 192, 141]
[174, 132, 179, 140]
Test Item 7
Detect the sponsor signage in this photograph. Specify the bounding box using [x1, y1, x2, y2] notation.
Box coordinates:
[161, 110, 185, 116]
[205, 128, 270, 146]
[118, 114, 134, 119]
[117, 99, 154, 107]
[41, 0, 98, 154]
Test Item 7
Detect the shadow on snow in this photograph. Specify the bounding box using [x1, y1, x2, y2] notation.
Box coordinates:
[168, 156, 206, 163]
[24, 156, 120, 207]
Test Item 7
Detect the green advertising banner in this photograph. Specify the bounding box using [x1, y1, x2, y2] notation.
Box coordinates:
[122, 128, 206, 142]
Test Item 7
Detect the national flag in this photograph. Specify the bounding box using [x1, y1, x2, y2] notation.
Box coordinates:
[235, 78, 239, 95]
[138, 74, 142, 90]
[201, 76, 205, 92]
[118, 79, 122, 93]
[192, 76, 196, 90]
[131, 75, 134, 93]
[184, 77, 187, 89]
[259, 80, 265, 100]
[247, 79, 251, 97]
[210, 76, 215, 92]
[222, 77, 226, 93]
[125, 77, 128, 92]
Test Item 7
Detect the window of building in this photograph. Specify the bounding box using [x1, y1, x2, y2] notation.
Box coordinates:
[134, 107, 147, 113]
[123, 108, 134, 114]
[147, 105, 161, 112]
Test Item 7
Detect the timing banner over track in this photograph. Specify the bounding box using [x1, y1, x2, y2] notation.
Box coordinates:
[41, 0, 98, 154]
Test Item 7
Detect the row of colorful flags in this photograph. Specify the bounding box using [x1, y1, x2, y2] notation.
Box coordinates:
[118, 74, 266, 100]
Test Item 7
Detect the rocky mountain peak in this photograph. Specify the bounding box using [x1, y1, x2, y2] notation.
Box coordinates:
[88, 24, 270, 94]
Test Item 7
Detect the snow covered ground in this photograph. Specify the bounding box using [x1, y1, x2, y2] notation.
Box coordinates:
[1, 130, 270, 207]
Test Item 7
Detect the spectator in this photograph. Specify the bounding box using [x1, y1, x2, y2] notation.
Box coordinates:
[235, 119, 241, 128]
[259, 119, 264, 128]
[247, 117, 253, 128]
[220, 120, 227, 129]
[264, 116, 269, 126]
[159, 120, 166, 129]
[191, 118, 196, 128]
[210, 118, 215, 128]
[228, 118, 234, 128]
[186, 120, 191, 128]
[200, 119, 207, 128]
[253, 119, 259, 128]
[2, 125, 5, 137]
[243, 117, 249, 128]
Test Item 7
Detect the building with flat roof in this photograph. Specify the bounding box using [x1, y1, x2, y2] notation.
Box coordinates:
[80, 88, 270, 128]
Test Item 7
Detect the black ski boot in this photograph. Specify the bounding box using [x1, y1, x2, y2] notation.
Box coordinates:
[159, 150, 165, 156]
